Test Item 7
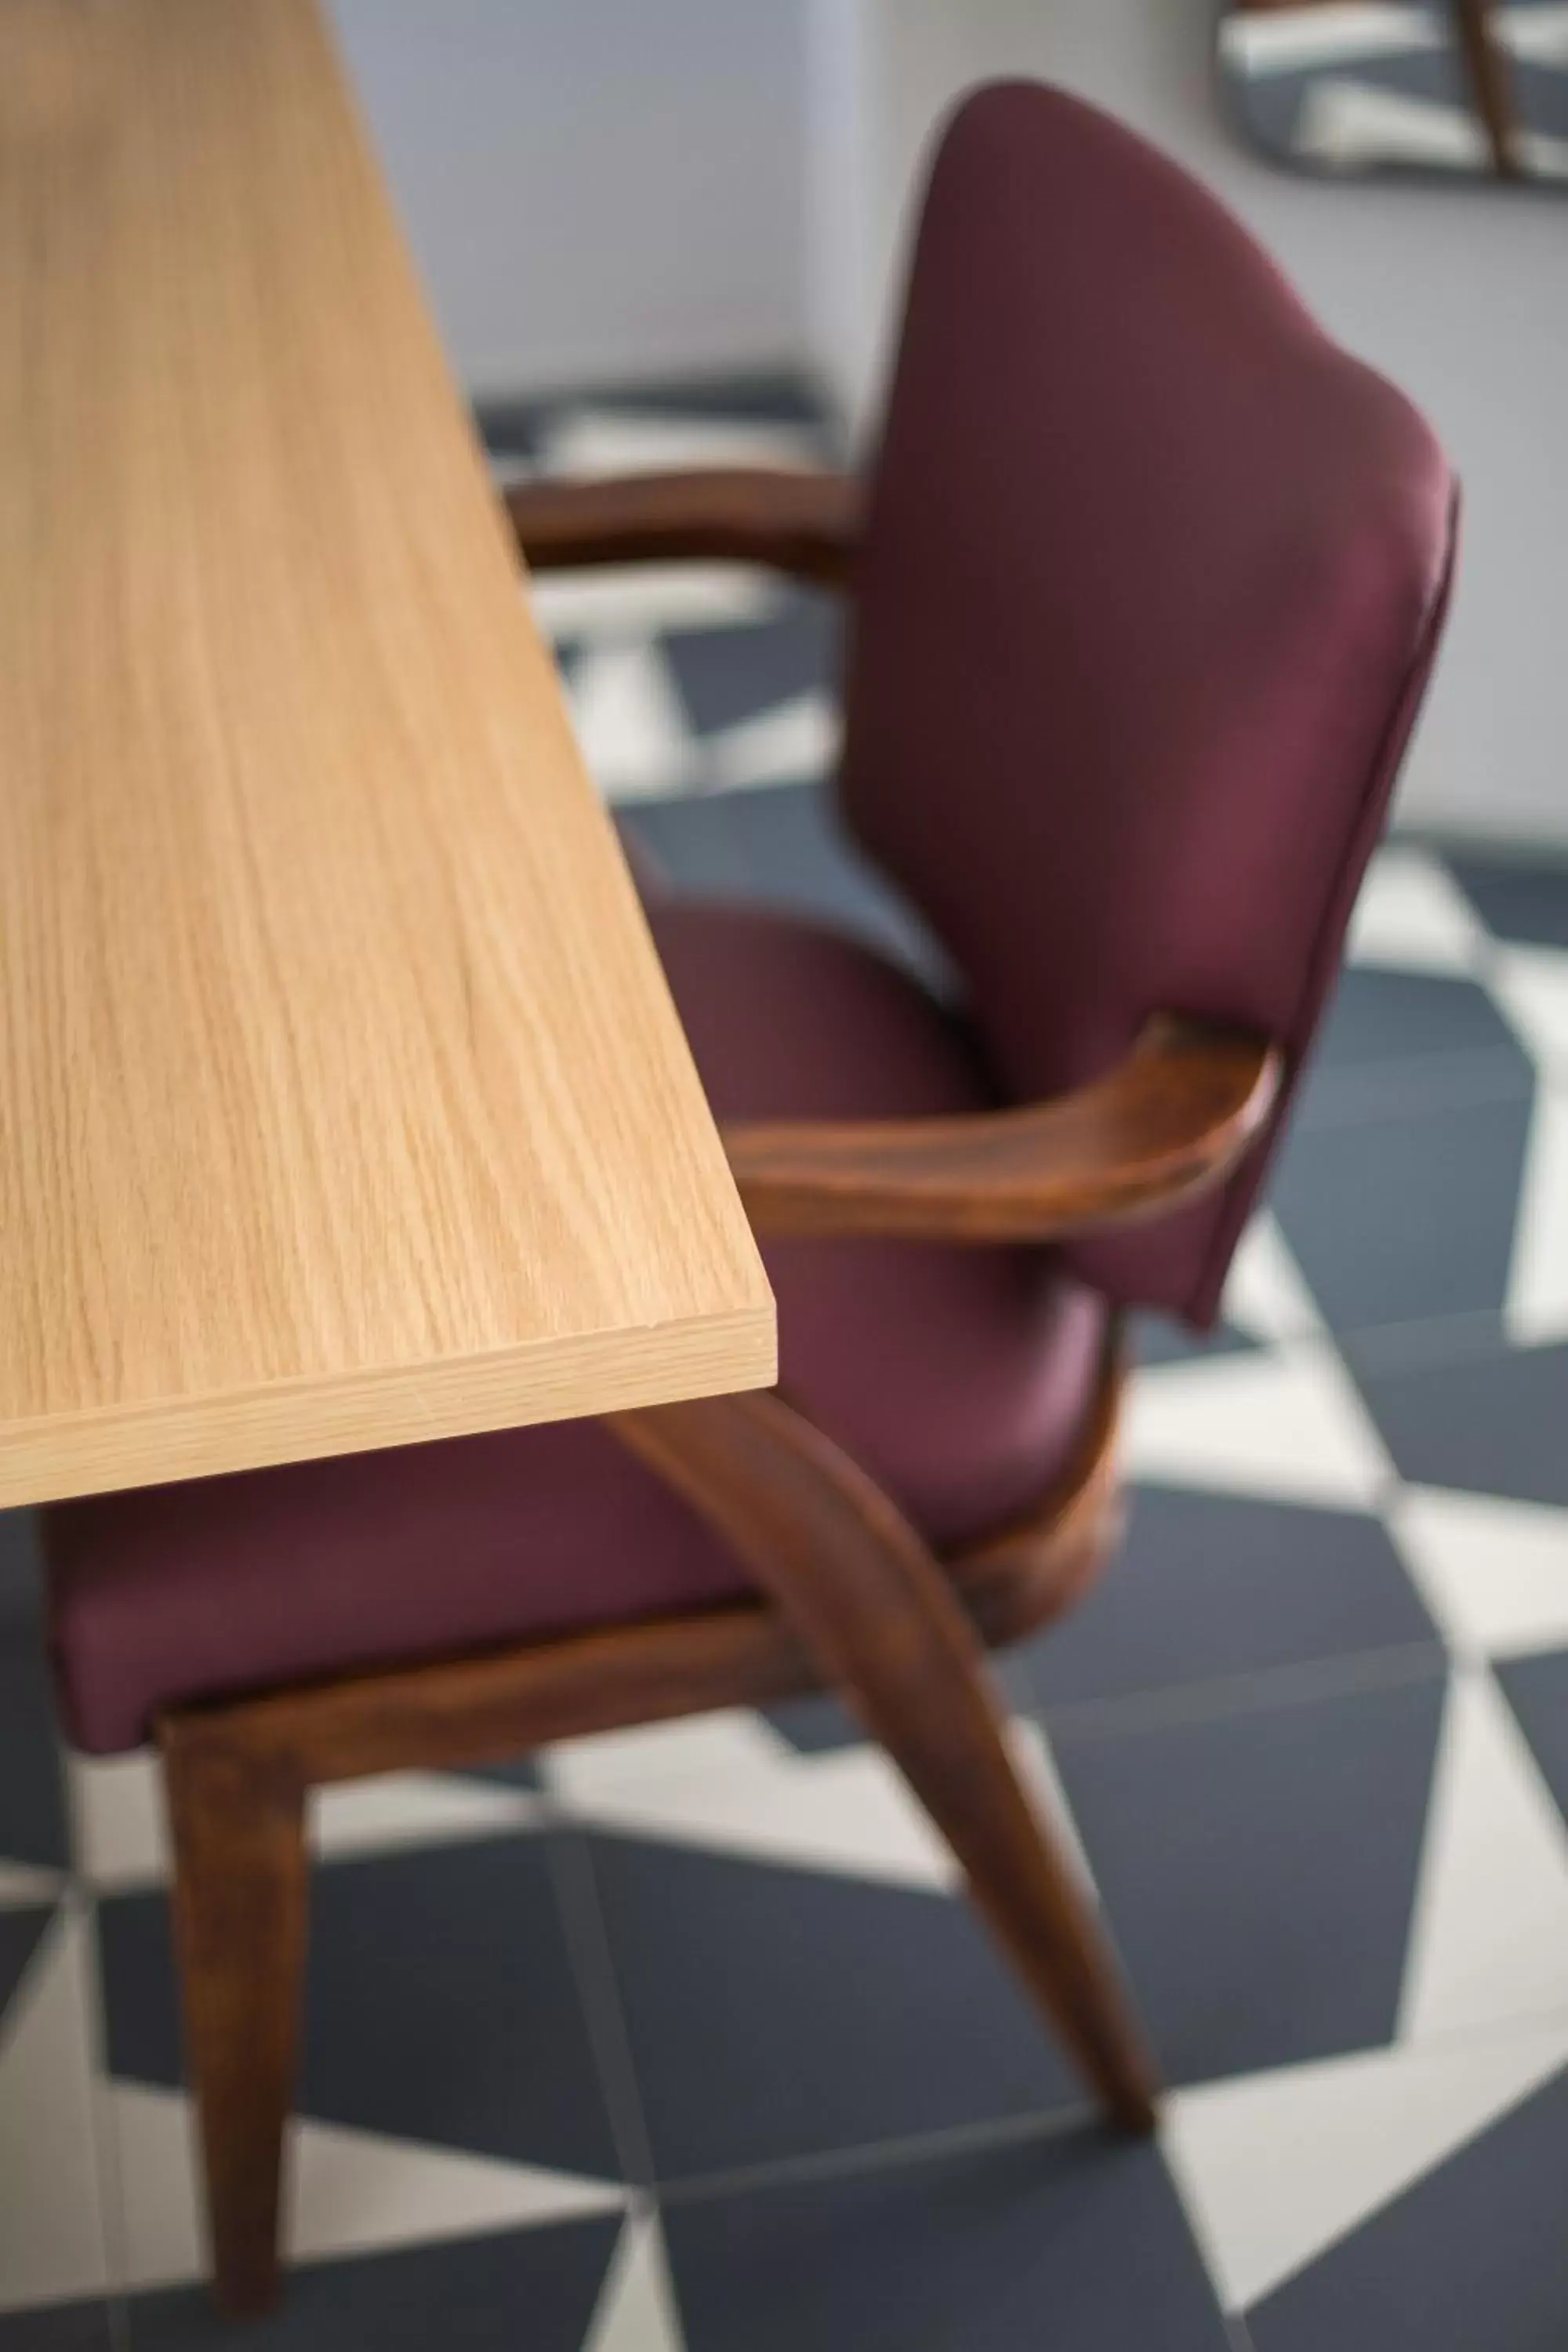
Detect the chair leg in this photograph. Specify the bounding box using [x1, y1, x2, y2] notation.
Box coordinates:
[609, 1392, 1160, 2132]
[158, 1720, 309, 2315]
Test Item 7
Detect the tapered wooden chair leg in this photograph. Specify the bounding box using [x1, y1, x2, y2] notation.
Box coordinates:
[158, 1720, 310, 2315]
[610, 1392, 1160, 2132]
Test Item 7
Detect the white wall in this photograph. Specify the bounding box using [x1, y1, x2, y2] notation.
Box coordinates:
[820, 0, 1568, 845]
[328, 0, 811, 397]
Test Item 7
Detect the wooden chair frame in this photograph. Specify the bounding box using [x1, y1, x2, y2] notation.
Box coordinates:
[157, 469, 1285, 2314]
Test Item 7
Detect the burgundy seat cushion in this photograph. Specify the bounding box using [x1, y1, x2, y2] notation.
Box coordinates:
[45, 901, 1105, 1753]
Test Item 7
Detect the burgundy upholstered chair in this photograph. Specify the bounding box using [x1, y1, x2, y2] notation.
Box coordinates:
[43, 81, 1456, 2316]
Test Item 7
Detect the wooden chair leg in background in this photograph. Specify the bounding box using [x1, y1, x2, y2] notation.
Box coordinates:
[158, 1718, 310, 2316]
[612, 1392, 1160, 2133]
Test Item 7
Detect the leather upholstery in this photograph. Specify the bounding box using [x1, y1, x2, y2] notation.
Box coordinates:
[839, 82, 1455, 1322]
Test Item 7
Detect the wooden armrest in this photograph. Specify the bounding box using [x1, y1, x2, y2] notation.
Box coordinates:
[502, 467, 862, 589]
[724, 1018, 1285, 1242]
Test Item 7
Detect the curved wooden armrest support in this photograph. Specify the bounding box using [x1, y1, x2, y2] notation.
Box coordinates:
[502, 466, 862, 589]
[607, 1388, 1158, 2127]
[724, 1016, 1285, 1242]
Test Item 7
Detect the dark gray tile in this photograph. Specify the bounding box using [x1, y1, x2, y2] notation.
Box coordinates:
[0, 2300, 116, 2349]
[1349, 1338, 1568, 1506]
[1131, 1314, 1262, 1368]
[125, 2216, 623, 2351]
[0, 1508, 71, 1870]
[666, 2129, 1232, 2352]
[1447, 850, 1568, 950]
[1052, 1670, 1446, 2085]
[0, 1902, 56, 2029]
[1248, 2060, 1568, 2350]
[619, 782, 953, 991]
[99, 1835, 621, 2177]
[1313, 967, 1526, 1075]
[585, 1833, 1080, 2181]
[665, 593, 840, 739]
[457, 1754, 544, 1795]
[1029, 1487, 1438, 1717]
[1267, 1089, 1531, 1330]
[1497, 1649, 1568, 1827]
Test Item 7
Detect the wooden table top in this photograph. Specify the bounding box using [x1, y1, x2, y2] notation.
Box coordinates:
[0, 0, 774, 1510]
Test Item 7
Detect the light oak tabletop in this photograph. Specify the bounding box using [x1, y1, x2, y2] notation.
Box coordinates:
[0, 0, 775, 1509]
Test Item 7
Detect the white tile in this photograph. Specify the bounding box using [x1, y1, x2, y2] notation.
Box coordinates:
[1124, 1341, 1391, 1509]
[71, 1750, 543, 1890]
[311, 1772, 545, 1862]
[0, 1859, 65, 1908]
[564, 640, 698, 802]
[1490, 943, 1568, 1073]
[1164, 2021, 1568, 2315]
[706, 690, 841, 793]
[107, 2081, 625, 2291]
[1221, 5, 1440, 76]
[1345, 845, 1486, 975]
[1391, 1486, 1568, 1662]
[0, 1907, 113, 2311]
[1221, 1213, 1325, 1343]
[547, 1705, 1073, 1894]
[1496, 4, 1568, 67]
[583, 2210, 687, 2352]
[549, 1708, 955, 1889]
[69, 1749, 167, 1891]
[1505, 1078, 1568, 1345]
[1397, 1668, 1568, 2043]
[541, 408, 818, 481]
[527, 563, 780, 647]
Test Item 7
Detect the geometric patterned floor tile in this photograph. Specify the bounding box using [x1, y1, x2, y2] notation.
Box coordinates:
[0, 1908, 113, 2314]
[1390, 1486, 1568, 1661]
[1268, 1083, 1532, 1331]
[582, 2213, 684, 2352]
[1396, 1669, 1568, 2042]
[1245, 2059, 1568, 2350]
[1164, 2016, 1568, 2317]
[662, 2130, 1233, 2352]
[1345, 842, 1487, 976]
[1306, 966, 1526, 1095]
[1497, 1647, 1568, 1828]
[1123, 1340, 1392, 1508]
[68, 1748, 546, 1893]
[1505, 1073, 1568, 1344]
[1350, 1335, 1568, 1505]
[0, 2304, 114, 2350]
[663, 592, 840, 742]
[105, 2081, 625, 2291]
[122, 2216, 627, 2351]
[1051, 1671, 1446, 2085]
[0, 1902, 55, 2027]
[1029, 1484, 1438, 1719]
[583, 1833, 1080, 2180]
[1446, 849, 1568, 951]
[97, 1836, 623, 2179]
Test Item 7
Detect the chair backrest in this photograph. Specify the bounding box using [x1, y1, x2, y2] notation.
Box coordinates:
[837, 82, 1456, 1327]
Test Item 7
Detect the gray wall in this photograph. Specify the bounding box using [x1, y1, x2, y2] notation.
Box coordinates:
[328, 0, 810, 397]
[834, 0, 1568, 846]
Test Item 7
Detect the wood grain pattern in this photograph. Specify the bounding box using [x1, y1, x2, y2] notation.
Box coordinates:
[503, 467, 862, 588]
[724, 1018, 1283, 1241]
[0, 0, 774, 1508]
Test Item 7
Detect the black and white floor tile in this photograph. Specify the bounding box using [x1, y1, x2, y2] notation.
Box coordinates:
[1220, 0, 1568, 183]
[3, 383, 1568, 2346]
